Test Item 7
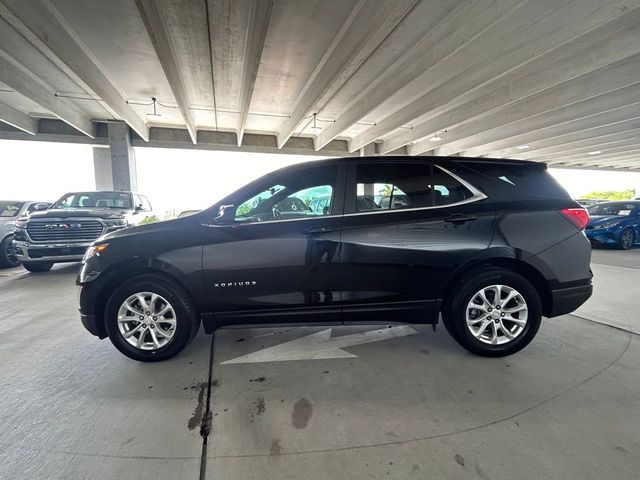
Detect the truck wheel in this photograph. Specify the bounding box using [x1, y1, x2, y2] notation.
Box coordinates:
[446, 268, 542, 357]
[0, 235, 20, 268]
[104, 275, 199, 362]
[23, 261, 54, 272]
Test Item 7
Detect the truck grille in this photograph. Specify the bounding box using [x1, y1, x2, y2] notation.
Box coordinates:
[27, 220, 104, 243]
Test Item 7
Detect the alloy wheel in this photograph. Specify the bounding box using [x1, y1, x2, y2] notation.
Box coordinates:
[117, 292, 177, 350]
[466, 284, 528, 345]
[621, 230, 633, 249]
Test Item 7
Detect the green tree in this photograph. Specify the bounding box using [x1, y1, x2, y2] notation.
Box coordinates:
[582, 189, 635, 200]
[378, 184, 394, 196]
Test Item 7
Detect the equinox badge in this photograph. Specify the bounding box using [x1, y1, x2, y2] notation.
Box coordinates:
[214, 281, 257, 288]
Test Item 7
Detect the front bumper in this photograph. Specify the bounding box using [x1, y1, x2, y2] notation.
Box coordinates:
[549, 283, 593, 317]
[585, 228, 619, 245]
[13, 240, 91, 263]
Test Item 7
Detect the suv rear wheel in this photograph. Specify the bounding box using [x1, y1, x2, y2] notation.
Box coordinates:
[445, 268, 542, 357]
[23, 261, 54, 272]
[104, 275, 199, 361]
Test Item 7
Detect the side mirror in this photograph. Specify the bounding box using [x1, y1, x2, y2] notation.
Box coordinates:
[214, 204, 236, 225]
[34, 203, 50, 211]
[135, 204, 144, 212]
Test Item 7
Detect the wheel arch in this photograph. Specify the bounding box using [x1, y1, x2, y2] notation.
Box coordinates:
[91, 259, 201, 338]
[442, 256, 552, 318]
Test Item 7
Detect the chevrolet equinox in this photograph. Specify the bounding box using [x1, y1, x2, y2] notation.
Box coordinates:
[77, 157, 593, 361]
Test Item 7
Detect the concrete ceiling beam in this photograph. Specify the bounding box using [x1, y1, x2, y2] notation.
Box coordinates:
[349, 0, 640, 154]
[542, 144, 640, 164]
[546, 148, 640, 167]
[0, 0, 149, 141]
[0, 50, 94, 137]
[275, 0, 421, 149]
[0, 98, 36, 134]
[427, 64, 640, 159]
[490, 123, 640, 159]
[236, 0, 273, 147]
[525, 137, 640, 163]
[315, 0, 524, 152]
[454, 101, 640, 161]
[383, 6, 640, 155]
[136, 0, 197, 144]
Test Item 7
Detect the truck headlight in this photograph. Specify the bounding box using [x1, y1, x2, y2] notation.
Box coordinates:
[103, 219, 128, 231]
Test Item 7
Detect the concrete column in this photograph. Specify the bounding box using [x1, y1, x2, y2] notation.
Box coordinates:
[108, 122, 138, 191]
[93, 147, 113, 190]
[93, 122, 138, 191]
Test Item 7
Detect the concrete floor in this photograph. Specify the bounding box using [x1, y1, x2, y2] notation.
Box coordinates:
[0, 247, 638, 480]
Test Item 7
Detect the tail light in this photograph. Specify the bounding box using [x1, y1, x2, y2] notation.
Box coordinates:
[560, 208, 589, 230]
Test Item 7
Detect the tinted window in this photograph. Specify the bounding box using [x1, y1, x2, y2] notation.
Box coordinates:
[234, 165, 338, 223]
[457, 162, 570, 199]
[355, 163, 474, 212]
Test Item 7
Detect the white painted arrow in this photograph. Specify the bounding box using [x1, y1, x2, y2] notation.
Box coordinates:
[221, 325, 418, 364]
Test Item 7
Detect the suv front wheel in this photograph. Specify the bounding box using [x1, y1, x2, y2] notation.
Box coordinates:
[445, 268, 542, 357]
[105, 275, 200, 361]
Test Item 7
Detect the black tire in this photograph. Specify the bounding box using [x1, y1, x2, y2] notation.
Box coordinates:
[619, 228, 634, 250]
[104, 274, 199, 362]
[23, 261, 54, 272]
[0, 235, 20, 268]
[445, 268, 542, 357]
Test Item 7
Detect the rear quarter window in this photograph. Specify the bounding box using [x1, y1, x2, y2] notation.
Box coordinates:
[456, 162, 570, 199]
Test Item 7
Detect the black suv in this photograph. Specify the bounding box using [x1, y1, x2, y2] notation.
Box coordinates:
[78, 157, 592, 361]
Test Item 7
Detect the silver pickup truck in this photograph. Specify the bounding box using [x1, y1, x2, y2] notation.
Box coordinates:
[13, 191, 155, 272]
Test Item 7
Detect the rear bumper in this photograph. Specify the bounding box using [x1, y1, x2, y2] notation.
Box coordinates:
[548, 283, 593, 317]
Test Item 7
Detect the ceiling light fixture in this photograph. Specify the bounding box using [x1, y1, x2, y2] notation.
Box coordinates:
[429, 130, 446, 142]
[146, 97, 162, 118]
[517, 144, 530, 149]
[311, 113, 321, 132]
[588, 150, 601, 155]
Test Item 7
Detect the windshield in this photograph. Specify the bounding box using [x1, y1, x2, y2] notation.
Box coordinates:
[53, 192, 133, 209]
[0, 201, 24, 217]
[588, 202, 638, 216]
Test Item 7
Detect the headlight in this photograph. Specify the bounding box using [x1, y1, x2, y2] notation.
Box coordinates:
[594, 222, 620, 230]
[83, 243, 109, 261]
[103, 219, 128, 231]
[15, 219, 27, 229]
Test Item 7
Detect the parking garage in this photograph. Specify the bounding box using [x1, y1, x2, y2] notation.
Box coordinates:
[1, 1, 640, 479]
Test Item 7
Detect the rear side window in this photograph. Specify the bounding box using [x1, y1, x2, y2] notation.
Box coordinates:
[355, 162, 475, 212]
[458, 162, 570, 199]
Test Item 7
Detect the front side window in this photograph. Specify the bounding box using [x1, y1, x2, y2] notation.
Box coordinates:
[355, 162, 474, 212]
[53, 192, 133, 209]
[234, 165, 337, 223]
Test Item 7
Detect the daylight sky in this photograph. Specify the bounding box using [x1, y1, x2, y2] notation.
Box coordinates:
[1, 139, 639, 215]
